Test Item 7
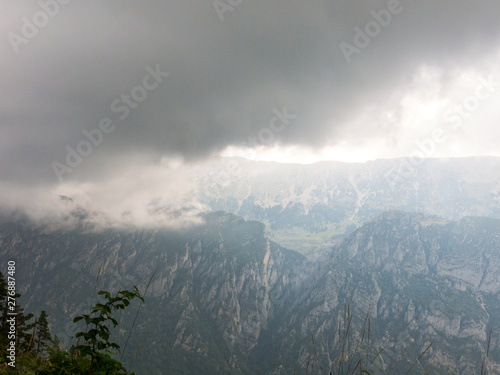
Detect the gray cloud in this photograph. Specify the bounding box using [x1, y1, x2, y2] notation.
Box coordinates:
[1, 0, 500, 224]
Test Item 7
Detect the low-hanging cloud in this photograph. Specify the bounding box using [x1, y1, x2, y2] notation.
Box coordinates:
[0, 156, 208, 230]
[1, 0, 500, 226]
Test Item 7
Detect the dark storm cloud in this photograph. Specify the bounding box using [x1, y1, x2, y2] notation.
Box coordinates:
[1, 0, 500, 185]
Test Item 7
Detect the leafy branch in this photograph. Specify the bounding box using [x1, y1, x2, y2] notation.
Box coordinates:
[73, 286, 144, 374]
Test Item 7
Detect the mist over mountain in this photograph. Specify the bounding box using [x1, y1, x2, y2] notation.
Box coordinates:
[3, 156, 499, 241]
[197, 156, 500, 254]
[2, 210, 500, 374]
[2, 1, 500, 373]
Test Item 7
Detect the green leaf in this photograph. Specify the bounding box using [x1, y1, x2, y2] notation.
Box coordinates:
[91, 317, 101, 325]
[99, 331, 110, 341]
[88, 328, 99, 337]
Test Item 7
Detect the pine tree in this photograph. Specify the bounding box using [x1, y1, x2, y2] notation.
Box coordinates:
[0, 272, 9, 355]
[15, 302, 35, 353]
[35, 310, 53, 355]
[0, 272, 35, 354]
[52, 334, 61, 350]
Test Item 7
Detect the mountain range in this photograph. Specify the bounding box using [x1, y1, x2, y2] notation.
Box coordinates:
[195, 156, 500, 255]
[2, 209, 500, 374]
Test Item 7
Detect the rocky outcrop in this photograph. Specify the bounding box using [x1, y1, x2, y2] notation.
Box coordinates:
[1, 211, 499, 374]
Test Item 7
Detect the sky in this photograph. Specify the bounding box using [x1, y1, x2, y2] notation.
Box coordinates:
[1, 0, 500, 227]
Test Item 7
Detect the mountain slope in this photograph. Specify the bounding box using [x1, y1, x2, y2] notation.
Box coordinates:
[196, 156, 500, 254]
[0, 213, 308, 374]
[1, 211, 500, 374]
[271, 212, 500, 374]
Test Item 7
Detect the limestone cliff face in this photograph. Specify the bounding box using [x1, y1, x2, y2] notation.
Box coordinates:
[0, 212, 309, 374]
[1, 211, 500, 374]
[270, 212, 500, 374]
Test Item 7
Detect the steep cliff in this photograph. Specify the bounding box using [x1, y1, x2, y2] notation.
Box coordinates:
[1, 211, 499, 374]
